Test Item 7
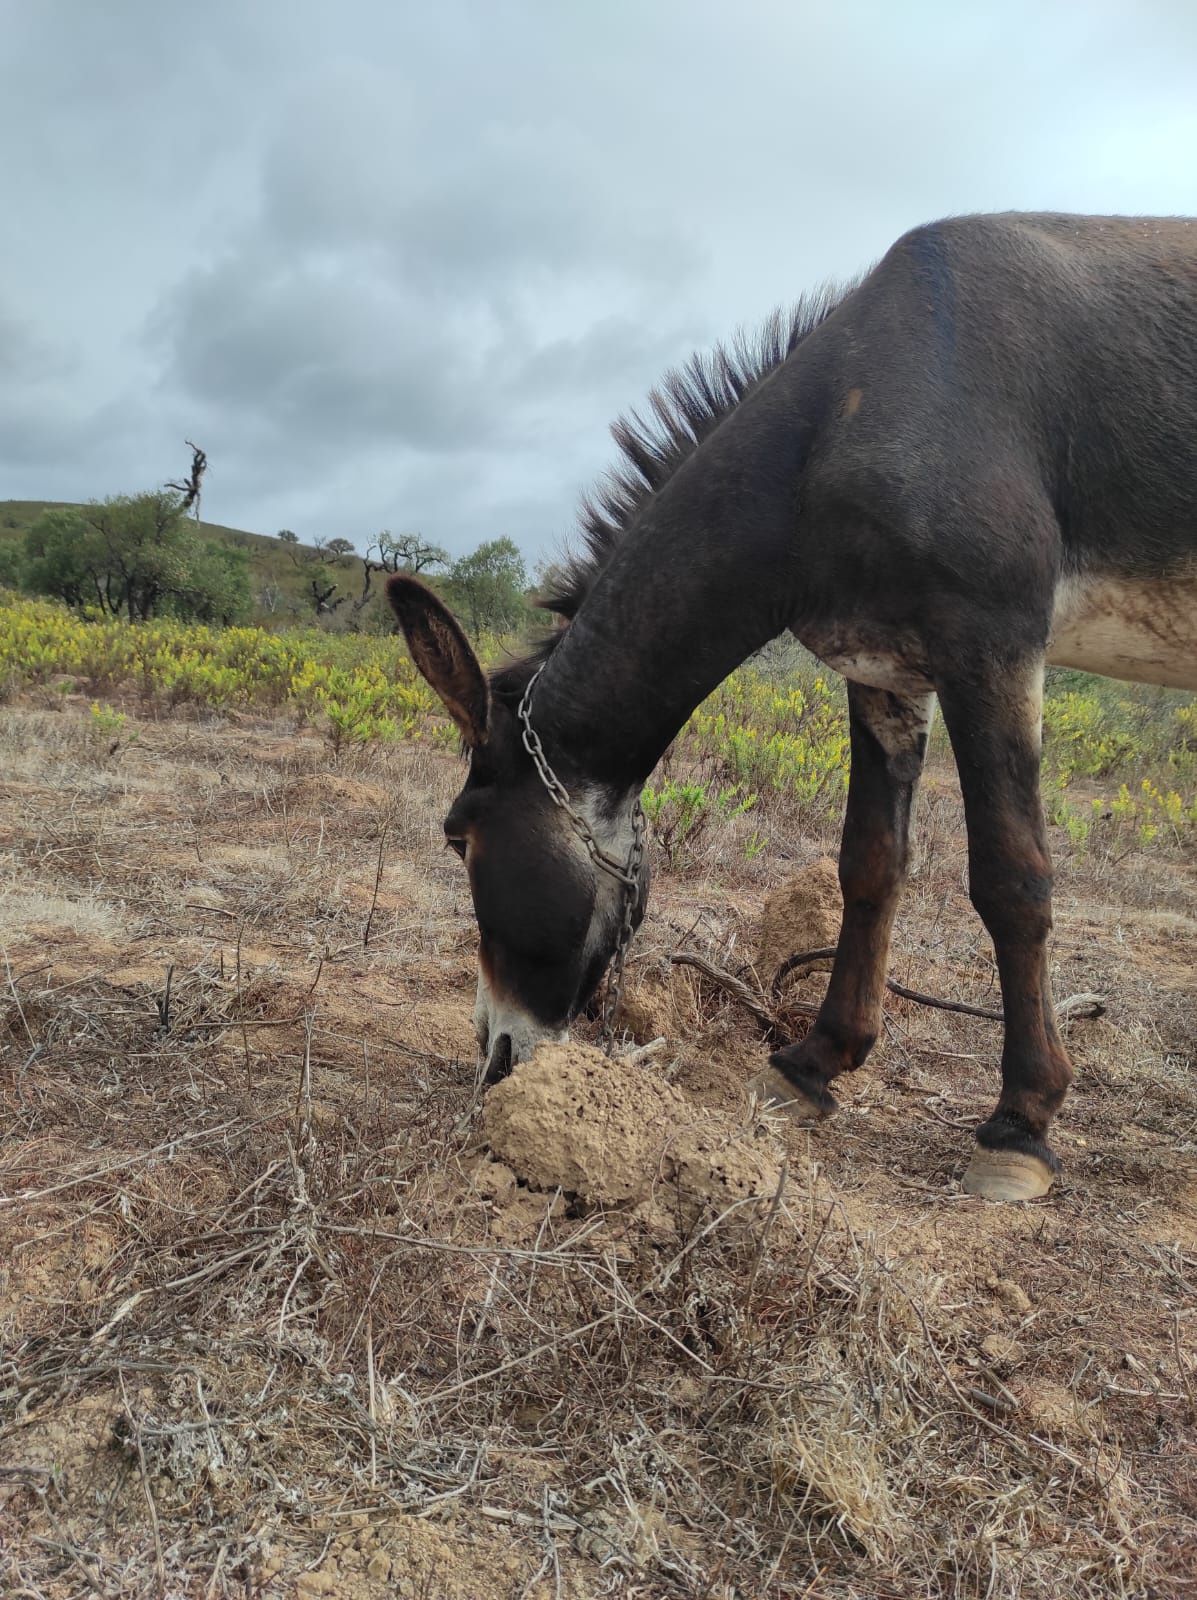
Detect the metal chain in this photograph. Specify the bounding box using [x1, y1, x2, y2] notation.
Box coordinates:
[517, 664, 646, 1051]
[598, 803, 646, 1045]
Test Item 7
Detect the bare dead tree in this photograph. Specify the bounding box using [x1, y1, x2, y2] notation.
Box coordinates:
[350, 562, 376, 622]
[166, 441, 208, 520]
[310, 577, 347, 616]
[345, 533, 449, 627]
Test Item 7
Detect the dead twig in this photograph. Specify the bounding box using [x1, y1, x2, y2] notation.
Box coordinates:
[965, 1384, 1018, 1415]
[155, 963, 174, 1034]
[0, 1115, 275, 1210]
[668, 952, 817, 1043]
[773, 945, 1105, 1023]
[621, 1036, 667, 1066]
[29, 1514, 113, 1600]
[1054, 992, 1108, 1021]
[363, 820, 389, 950]
[178, 1014, 305, 1032]
[883, 978, 1005, 1022]
[117, 1372, 165, 1593]
[235, 923, 252, 1091]
[770, 945, 840, 998]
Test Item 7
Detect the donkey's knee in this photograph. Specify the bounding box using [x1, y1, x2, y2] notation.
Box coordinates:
[838, 824, 908, 916]
[968, 852, 1054, 946]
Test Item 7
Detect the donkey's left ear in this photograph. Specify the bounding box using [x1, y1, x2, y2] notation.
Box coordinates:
[387, 576, 490, 748]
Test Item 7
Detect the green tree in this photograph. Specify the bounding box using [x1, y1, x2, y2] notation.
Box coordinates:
[170, 540, 251, 625]
[23, 507, 100, 609]
[444, 537, 529, 636]
[23, 492, 250, 624]
[368, 531, 449, 575]
[0, 540, 23, 590]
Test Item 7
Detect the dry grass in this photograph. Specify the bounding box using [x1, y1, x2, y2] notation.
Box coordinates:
[0, 699, 1194, 1599]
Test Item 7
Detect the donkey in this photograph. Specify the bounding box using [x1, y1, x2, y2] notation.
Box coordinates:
[390, 212, 1197, 1203]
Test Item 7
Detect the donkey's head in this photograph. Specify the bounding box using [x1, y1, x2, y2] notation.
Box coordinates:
[388, 576, 647, 1082]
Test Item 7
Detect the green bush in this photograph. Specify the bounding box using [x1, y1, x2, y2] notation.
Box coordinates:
[22, 493, 250, 624]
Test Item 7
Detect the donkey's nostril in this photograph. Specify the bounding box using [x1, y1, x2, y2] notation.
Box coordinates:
[484, 1033, 513, 1086]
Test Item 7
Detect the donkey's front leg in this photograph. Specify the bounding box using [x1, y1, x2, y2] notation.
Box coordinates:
[751, 684, 933, 1119]
[937, 663, 1072, 1201]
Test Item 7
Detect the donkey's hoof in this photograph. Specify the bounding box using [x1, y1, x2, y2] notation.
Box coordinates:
[748, 1065, 835, 1124]
[962, 1148, 1055, 1201]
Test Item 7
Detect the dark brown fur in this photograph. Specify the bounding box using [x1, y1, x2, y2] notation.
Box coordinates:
[393, 212, 1197, 1182]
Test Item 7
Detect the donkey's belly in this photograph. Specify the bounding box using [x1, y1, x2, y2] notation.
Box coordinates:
[1048, 570, 1197, 690]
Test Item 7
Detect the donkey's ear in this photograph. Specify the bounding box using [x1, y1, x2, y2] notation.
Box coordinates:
[387, 576, 490, 748]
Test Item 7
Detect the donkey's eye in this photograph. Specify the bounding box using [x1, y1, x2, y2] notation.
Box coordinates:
[446, 836, 467, 860]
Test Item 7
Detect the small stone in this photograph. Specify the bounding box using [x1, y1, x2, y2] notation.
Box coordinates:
[994, 1279, 1032, 1314]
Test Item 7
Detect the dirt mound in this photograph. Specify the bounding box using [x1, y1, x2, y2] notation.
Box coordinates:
[282, 772, 390, 813]
[755, 856, 841, 984]
[643, 1120, 784, 1233]
[615, 964, 693, 1043]
[480, 1042, 690, 1205]
[479, 1042, 783, 1231]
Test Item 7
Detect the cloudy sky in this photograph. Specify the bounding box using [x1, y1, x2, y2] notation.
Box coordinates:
[3, 1, 1196, 566]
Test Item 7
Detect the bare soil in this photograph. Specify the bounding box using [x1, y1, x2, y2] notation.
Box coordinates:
[0, 701, 1194, 1598]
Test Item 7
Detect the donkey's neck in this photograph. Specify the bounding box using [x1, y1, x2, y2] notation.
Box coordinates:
[531, 388, 818, 792]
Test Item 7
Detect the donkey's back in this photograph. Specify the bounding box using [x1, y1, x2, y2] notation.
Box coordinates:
[798, 213, 1197, 690]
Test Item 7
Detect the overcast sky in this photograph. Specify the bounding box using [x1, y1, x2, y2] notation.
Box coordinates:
[2, 1, 1196, 566]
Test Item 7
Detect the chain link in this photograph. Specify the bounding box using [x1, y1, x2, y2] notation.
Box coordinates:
[518, 664, 645, 1051]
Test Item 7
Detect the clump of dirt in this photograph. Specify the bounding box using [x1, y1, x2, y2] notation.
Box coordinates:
[260, 1508, 535, 1600]
[478, 1042, 783, 1232]
[480, 1042, 690, 1205]
[282, 772, 391, 813]
[641, 1120, 784, 1235]
[614, 963, 693, 1042]
[0, 1393, 139, 1521]
[0, 1216, 118, 1339]
[754, 856, 841, 983]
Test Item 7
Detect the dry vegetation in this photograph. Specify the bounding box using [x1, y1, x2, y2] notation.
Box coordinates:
[1, 682, 1194, 1599]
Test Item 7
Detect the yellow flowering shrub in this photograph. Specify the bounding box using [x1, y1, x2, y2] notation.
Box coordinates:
[0, 592, 451, 750]
[678, 671, 852, 814]
[0, 594, 1191, 853]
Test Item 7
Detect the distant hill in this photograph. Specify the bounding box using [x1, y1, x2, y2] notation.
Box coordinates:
[0, 500, 384, 628]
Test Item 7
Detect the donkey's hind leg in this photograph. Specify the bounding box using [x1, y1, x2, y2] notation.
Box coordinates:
[936, 661, 1070, 1200]
[751, 683, 933, 1121]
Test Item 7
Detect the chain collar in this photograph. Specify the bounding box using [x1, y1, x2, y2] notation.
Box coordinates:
[517, 664, 646, 1050]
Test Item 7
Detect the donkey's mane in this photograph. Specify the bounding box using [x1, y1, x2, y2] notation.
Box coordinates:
[491, 285, 852, 699]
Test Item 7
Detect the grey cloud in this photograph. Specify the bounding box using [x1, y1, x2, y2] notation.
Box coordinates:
[0, 305, 75, 386]
[147, 66, 709, 543]
[2, 1, 1196, 555]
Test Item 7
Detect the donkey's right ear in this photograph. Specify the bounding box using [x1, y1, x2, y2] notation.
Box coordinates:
[387, 576, 490, 749]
